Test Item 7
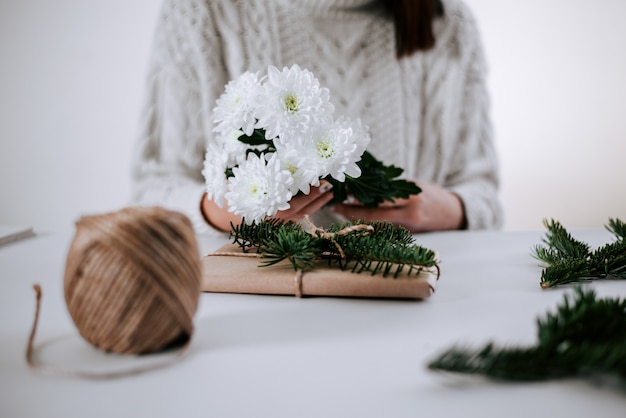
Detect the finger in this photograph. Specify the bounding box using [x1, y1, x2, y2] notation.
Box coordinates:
[377, 197, 409, 208]
[291, 191, 334, 219]
[331, 203, 374, 222]
[332, 203, 403, 224]
[287, 181, 333, 214]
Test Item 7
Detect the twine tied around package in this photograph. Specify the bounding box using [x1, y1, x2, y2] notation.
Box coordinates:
[26, 206, 202, 379]
[301, 215, 374, 259]
[209, 216, 376, 298]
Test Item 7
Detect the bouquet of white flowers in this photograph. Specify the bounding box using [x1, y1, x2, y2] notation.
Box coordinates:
[203, 65, 420, 224]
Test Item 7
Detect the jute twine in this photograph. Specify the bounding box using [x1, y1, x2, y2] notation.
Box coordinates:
[64, 206, 202, 354]
[208, 216, 377, 298]
[26, 206, 202, 378]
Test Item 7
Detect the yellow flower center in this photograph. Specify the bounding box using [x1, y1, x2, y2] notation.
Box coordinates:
[284, 94, 299, 113]
[316, 139, 334, 159]
[286, 163, 298, 175]
[250, 183, 267, 197]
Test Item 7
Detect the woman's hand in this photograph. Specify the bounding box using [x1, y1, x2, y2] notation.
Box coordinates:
[274, 181, 334, 222]
[201, 194, 243, 232]
[331, 181, 466, 233]
[201, 181, 334, 232]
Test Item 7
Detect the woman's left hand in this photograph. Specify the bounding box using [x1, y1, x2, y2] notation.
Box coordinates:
[331, 181, 466, 233]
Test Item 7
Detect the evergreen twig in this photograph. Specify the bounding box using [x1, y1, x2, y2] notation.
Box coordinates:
[428, 287, 626, 383]
[532, 218, 626, 288]
[229, 219, 437, 278]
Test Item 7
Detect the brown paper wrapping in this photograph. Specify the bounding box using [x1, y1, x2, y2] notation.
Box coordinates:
[201, 244, 439, 299]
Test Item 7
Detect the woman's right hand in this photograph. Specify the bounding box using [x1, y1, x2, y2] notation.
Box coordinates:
[274, 181, 334, 222]
[201, 181, 334, 232]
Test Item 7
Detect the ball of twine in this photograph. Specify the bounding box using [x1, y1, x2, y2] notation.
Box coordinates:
[63, 206, 202, 355]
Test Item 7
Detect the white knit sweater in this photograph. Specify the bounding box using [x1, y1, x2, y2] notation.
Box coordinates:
[131, 0, 503, 236]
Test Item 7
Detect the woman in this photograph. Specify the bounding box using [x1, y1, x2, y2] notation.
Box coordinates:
[131, 0, 503, 235]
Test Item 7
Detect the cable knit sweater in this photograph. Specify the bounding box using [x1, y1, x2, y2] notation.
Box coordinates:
[131, 0, 503, 236]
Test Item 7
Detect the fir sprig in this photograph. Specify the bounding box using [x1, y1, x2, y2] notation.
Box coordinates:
[259, 227, 320, 271]
[532, 218, 626, 288]
[428, 287, 626, 383]
[607, 217, 626, 241]
[229, 218, 437, 278]
[333, 228, 437, 278]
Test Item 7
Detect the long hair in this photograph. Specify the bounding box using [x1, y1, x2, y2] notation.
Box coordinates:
[383, 0, 445, 58]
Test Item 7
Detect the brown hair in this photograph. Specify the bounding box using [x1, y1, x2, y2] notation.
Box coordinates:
[382, 0, 445, 58]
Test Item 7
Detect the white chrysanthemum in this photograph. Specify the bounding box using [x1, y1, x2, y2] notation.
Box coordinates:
[214, 129, 249, 166]
[275, 145, 321, 195]
[202, 145, 230, 207]
[300, 118, 370, 182]
[213, 71, 262, 136]
[255, 65, 334, 142]
[335, 116, 371, 158]
[225, 153, 293, 224]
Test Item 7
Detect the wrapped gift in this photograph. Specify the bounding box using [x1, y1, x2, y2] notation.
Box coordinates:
[201, 244, 439, 299]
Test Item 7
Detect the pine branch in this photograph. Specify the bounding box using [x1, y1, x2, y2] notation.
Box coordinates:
[229, 218, 288, 251]
[533, 219, 591, 263]
[428, 288, 626, 383]
[607, 218, 626, 241]
[334, 232, 437, 278]
[532, 218, 626, 288]
[259, 227, 320, 271]
[229, 219, 437, 277]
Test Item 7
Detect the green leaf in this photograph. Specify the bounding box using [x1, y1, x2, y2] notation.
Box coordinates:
[326, 151, 421, 208]
[237, 129, 271, 147]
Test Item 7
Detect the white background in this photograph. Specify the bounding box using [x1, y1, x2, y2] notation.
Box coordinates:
[1, 0, 625, 233]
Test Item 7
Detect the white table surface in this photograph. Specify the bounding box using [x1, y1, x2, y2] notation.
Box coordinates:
[1, 227, 625, 417]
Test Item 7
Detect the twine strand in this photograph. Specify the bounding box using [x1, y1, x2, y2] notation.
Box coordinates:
[209, 218, 377, 298]
[25, 207, 202, 379]
[26, 284, 192, 379]
[301, 215, 374, 259]
[25, 284, 42, 372]
[208, 251, 305, 297]
[294, 271, 303, 298]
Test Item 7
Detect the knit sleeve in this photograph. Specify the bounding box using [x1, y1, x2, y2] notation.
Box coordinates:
[444, 2, 504, 230]
[130, 0, 229, 237]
